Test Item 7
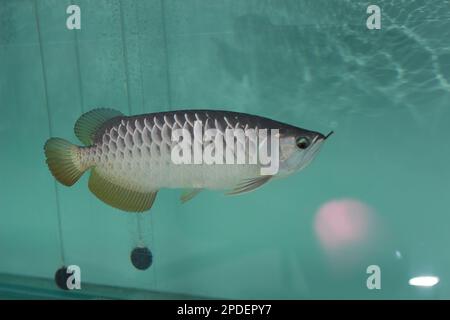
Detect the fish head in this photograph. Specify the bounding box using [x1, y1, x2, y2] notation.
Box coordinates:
[276, 127, 332, 177]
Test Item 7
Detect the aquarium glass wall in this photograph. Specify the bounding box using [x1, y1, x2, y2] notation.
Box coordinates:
[1, 0, 450, 299]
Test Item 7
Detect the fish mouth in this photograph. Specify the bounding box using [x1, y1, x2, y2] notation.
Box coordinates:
[309, 135, 325, 156]
[295, 135, 325, 171]
[307, 131, 331, 162]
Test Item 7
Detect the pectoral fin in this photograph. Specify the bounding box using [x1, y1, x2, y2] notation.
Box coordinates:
[88, 170, 157, 212]
[180, 188, 203, 203]
[226, 176, 272, 195]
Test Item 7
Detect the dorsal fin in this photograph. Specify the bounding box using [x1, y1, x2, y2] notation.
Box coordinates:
[74, 108, 123, 145]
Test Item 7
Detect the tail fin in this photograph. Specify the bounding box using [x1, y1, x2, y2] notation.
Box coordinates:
[44, 138, 87, 186]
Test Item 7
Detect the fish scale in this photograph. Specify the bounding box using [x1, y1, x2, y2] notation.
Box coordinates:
[90, 111, 298, 189]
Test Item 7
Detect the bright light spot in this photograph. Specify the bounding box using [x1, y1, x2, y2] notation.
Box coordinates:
[408, 276, 439, 287]
[395, 250, 402, 259]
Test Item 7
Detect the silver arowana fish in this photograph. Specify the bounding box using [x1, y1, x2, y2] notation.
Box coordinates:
[44, 109, 332, 212]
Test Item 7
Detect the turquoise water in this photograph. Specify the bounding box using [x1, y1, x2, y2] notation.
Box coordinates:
[1, 0, 450, 299]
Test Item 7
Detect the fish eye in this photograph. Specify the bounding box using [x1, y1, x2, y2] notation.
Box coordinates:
[296, 136, 310, 149]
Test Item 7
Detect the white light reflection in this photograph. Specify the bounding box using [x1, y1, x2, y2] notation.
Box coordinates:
[408, 276, 439, 287]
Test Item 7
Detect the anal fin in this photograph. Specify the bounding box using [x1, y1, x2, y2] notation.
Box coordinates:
[88, 170, 157, 212]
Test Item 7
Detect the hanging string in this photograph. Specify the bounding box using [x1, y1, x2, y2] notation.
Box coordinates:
[33, 0, 66, 267]
[70, 0, 85, 114]
[134, 1, 158, 286]
[118, 0, 148, 251]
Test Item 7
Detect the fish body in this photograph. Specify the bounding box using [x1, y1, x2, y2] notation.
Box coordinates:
[44, 109, 329, 212]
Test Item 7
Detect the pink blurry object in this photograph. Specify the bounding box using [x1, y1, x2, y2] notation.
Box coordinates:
[314, 199, 375, 251]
